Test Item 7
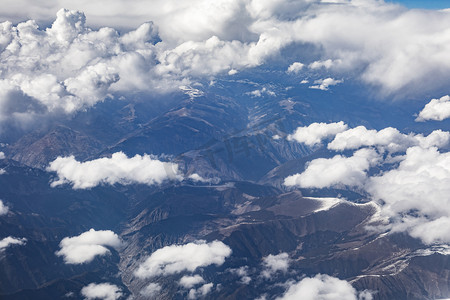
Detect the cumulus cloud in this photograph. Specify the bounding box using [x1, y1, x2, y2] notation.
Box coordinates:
[188, 174, 208, 182]
[246, 87, 276, 97]
[134, 240, 232, 278]
[0, 200, 9, 215]
[56, 229, 121, 264]
[187, 173, 220, 184]
[0, 8, 167, 129]
[81, 283, 123, 300]
[261, 252, 290, 279]
[179, 275, 205, 289]
[286, 120, 450, 245]
[328, 126, 450, 152]
[287, 122, 348, 146]
[139, 283, 161, 298]
[308, 59, 340, 70]
[367, 146, 450, 244]
[276, 274, 373, 300]
[284, 148, 380, 188]
[229, 266, 252, 284]
[309, 78, 343, 91]
[47, 152, 182, 189]
[0, 236, 26, 251]
[287, 62, 304, 74]
[0, 152, 4, 159]
[188, 283, 214, 299]
[416, 95, 450, 122]
[2, 1, 450, 129]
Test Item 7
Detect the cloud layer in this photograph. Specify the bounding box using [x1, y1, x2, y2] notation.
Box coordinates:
[285, 121, 450, 245]
[134, 240, 231, 278]
[328, 126, 449, 153]
[139, 283, 161, 298]
[56, 229, 121, 264]
[416, 95, 450, 122]
[2, 1, 450, 129]
[276, 274, 372, 300]
[288, 122, 450, 153]
[284, 148, 380, 188]
[287, 122, 348, 146]
[179, 275, 205, 289]
[0, 9, 162, 128]
[0, 199, 9, 215]
[261, 252, 290, 279]
[47, 152, 182, 189]
[187, 283, 214, 299]
[0, 236, 27, 251]
[81, 282, 123, 300]
[309, 78, 342, 91]
[367, 146, 450, 244]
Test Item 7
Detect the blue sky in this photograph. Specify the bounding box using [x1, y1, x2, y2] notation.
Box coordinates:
[389, 0, 450, 9]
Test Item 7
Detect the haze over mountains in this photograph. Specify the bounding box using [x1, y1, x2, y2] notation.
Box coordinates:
[1, 1, 450, 299]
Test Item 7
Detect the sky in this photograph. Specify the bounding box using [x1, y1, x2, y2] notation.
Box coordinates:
[390, 0, 450, 9]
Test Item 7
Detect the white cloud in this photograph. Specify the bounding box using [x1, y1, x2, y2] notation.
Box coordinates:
[0, 200, 9, 215]
[0, 152, 4, 159]
[188, 283, 214, 299]
[81, 283, 123, 300]
[134, 240, 232, 278]
[0, 8, 166, 129]
[276, 274, 373, 300]
[3, 1, 450, 129]
[416, 95, 450, 122]
[328, 126, 450, 152]
[139, 283, 161, 298]
[286, 121, 450, 245]
[56, 229, 121, 264]
[0, 236, 26, 251]
[284, 148, 380, 189]
[287, 62, 304, 74]
[47, 152, 182, 189]
[309, 78, 343, 91]
[308, 59, 340, 70]
[287, 121, 348, 146]
[229, 266, 252, 284]
[246, 87, 276, 97]
[261, 252, 290, 279]
[1, 1, 450, 103]
[179, 275, 205, 289]
[367, 146, 450, 244]
[187, 173, 218, 184]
